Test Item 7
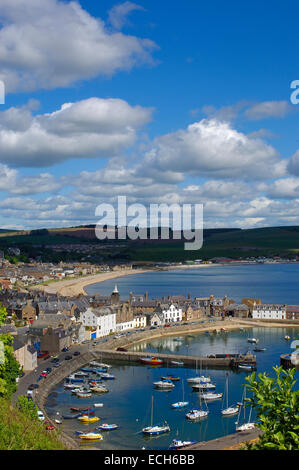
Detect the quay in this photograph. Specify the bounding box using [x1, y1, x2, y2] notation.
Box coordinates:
[94, 349, 257, 369]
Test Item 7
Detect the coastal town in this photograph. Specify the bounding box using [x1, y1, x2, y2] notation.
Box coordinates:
[0, 251, 297, 373]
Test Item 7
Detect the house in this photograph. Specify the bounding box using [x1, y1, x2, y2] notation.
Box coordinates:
[13, 337, 37, 371]
[252, 304, 287, 320]
[224, 304, 250, 318]
[161, 303, 182, 323]
[80, 307, 116, 338]
[133, 312, 147, 329]
[286, 306, 299, 320]
[144, 311, 164, 327]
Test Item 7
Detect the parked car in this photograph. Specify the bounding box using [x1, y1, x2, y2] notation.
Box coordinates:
[150, 326, 157, 330]
[116, 347, 128, 352]
[53, 362, 61, 368]
[37, 411, 45, 421]
[73, 351, 80, 356]
[164, 324, 171, 328]
[65, 355, 72, 360]
[28, 384, 35, 390]
[62, 347, 69, 352]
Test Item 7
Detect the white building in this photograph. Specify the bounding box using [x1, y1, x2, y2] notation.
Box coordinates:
[80, 307, 116, 338]
[252, 304, 286, 320]
[162, 303, 182, 323]
[133, 313, 147, 329]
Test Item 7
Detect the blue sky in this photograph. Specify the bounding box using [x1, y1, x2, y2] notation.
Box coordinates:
[0, 0, 298, 230]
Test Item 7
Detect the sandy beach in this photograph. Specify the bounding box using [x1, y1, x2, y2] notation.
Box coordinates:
[29, 268, 154, 297]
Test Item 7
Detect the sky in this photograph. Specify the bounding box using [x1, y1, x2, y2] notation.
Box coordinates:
[0, 0, 298, 230]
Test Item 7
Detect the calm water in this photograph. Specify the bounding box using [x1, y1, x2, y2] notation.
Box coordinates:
[85, 264, 299, 304]
[46, 265, 299, 449]
[46, 326, 299, 450]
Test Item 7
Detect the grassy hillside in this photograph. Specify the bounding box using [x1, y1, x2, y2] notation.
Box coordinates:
[0, 398, 67, 450]
[0, 225, 297, 262]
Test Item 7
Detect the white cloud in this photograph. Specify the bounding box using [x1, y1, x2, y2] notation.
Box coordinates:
[245, 101, 292, 120]
[288, 150, 299, 176]
[0, 98, 153, 167]
[142, 119, 285, 180]
[108, 2, 145, 30]
[0, 0, 157, 93]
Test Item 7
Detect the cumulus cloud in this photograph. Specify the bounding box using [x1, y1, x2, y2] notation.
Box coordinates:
[0, 98, 153, 167]
[142, 119, 285, 180]
[0, 0, 157, 93]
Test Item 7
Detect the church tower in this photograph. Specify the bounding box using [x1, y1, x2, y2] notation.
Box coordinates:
[110, 284, 120, 304]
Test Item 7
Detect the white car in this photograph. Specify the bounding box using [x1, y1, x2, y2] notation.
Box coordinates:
[37, 410, 45, 421]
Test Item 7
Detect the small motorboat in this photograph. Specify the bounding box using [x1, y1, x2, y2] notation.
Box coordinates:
[142, 423, 170, 435]
[63, 413, 82, 419]
[238, 364, 255, 371]
[201, 392, 223, 401]
[76, 392, 92, 398]
[90, 385, 108, 394]
[247, 338, 259, 344]
[171, 401, 189, 409]
[70, 407, 90, 412]
[81, 411, 95, 416]
[161, 375, 180, 382]
[186, 409, 209, 420]
[170, 361, 184, 366]
[90, 361, 111, 369]
[79, 432, 103, 441]
[54, 419, 62, 425]
[285, 335, 291, 340]
[94, 403, 104, 408]
[253, 347, 266, 352]
[140, 357, 163, 365]
[78, 416, 99, 423]
[98, 373, 115, 380]
[153, 379, 175, 389]
[169, 439, 198, 450]
[97, 423, 118, 431]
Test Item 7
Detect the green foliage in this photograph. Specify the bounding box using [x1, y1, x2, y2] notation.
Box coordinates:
[0, 398, 67, 450]
[16, 395, 38, 420]
[0, 303, 21, 398]
[244, 366, 299, 450]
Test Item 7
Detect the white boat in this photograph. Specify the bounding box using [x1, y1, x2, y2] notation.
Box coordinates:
[186, 409, 209, 420]
[94, 403, 104, 408]
[221, 374, 239, 416]
[97, 423, 118, 431]
[171, 361, 184, 366]
[171, 401, 189, 409]
[235, 388, 255, 432]
[247, 338, 259, 344]
[192, 383, 216, 391]
[90, 361, 111, 369]
[285, 335, 291, 340]
[54, 419, 62, 424]
[238, 364, 255, 371]
[201, 392, 223, 401]
[187, 376, 211, 384]
[153, 379, 175, 389]
[169, 439, 198, 450]
[142, 396, 170, 435]
[78, 432, 103, 441]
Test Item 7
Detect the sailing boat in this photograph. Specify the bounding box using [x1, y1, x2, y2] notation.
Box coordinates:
[142, 396, 170, 435]
[186, 393, 209, 420]
[171, 380, 189, 409]
[221, 373, 239, 416]
[235, 388, 255, 431]
[187, 359, 211, 384]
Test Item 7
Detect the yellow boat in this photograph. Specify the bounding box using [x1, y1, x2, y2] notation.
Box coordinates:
[79, 432, 103, 441]
[78, 416, 99, 423]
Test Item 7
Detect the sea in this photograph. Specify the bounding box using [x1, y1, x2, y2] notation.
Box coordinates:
[45, 264, 299, 450]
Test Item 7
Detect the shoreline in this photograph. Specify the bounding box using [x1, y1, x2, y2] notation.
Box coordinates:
[28, 261, 299, 297]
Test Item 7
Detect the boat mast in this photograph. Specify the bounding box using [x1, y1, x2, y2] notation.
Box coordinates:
[151, 395, 154, 427]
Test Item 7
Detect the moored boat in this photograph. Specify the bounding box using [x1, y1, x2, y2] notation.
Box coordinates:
[78, 415, 99, 423]
[169, 439, 198, 450]
[97, 423, 118, 431]
[153, 379, 175, 389]
[161, 375, 180, 382]
[192, 382, 216, 391]
[201, 392, 223, 401]
[186, 409, 209, 420]
[79, 432, 103, 441]
[139, 356, 163, 365]
[171, 401, 189, 409]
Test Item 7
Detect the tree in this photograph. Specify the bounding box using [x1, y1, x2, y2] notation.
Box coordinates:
[244, 366, 299, 450]
[0, 303, 21, 398]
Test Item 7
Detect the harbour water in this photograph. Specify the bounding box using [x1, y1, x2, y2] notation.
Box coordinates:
[46, 264, 299, 449]
[46, 326, 299, 450]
